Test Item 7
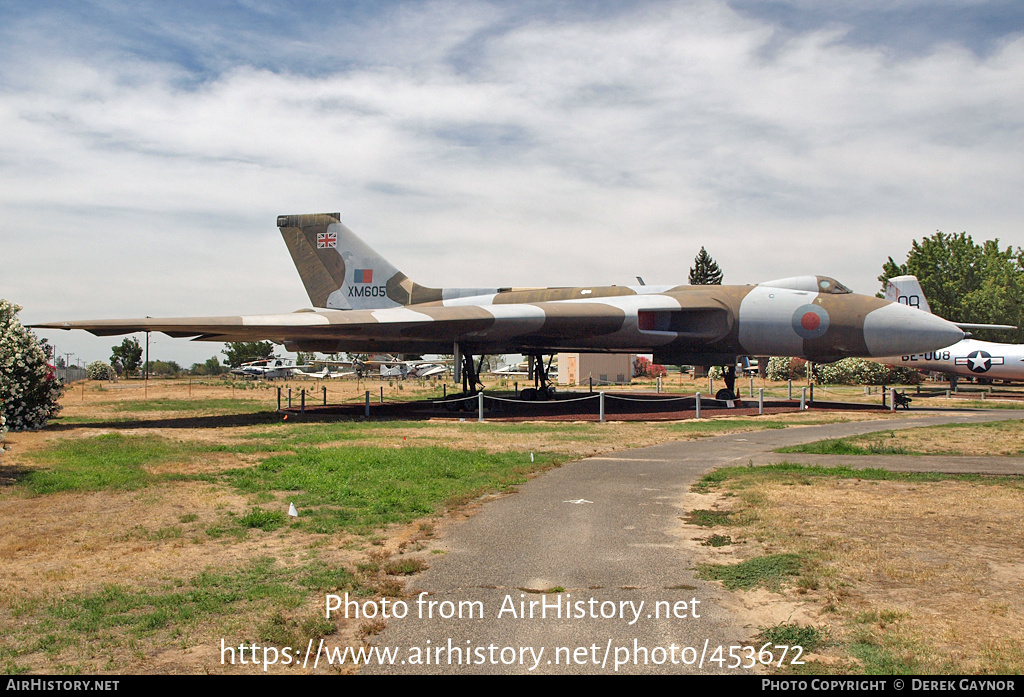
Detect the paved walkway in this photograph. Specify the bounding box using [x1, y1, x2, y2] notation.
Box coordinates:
[364, 409, 1024, 675]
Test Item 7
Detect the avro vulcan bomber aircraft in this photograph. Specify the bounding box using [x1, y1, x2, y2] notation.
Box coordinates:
[35, 212, 965, 400]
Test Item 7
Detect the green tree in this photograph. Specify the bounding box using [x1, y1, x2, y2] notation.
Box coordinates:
[222, 341, 276, 368]
[1, 300, 64, 431]
[110, 337, 143, 376]
[879, 232, 1024, 343]
[689, 247, 723, 285]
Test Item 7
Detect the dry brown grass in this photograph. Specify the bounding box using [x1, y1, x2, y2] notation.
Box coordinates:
[682, 473, 1024, 673]
[4, 376, 1016, 674]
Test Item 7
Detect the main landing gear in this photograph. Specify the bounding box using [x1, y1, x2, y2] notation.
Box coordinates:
[519, 353, 556, 401]
[715, 363, 737, 401]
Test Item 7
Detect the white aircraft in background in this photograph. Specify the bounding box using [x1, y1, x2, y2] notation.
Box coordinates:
[875, 275, 1022, 383]
[230, 357, 307, 379]
[292, 364, 355, 379]
[355, 354, 450, 379]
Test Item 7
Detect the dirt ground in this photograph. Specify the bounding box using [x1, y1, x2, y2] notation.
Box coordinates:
[2, 377, 1020, 674]
[675, 474, 1024, 673]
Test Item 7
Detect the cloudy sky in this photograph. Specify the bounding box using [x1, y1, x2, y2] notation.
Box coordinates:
[3, 0, 1022, 366]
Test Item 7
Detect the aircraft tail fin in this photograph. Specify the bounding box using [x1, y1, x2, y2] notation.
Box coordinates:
[884, 275, 932, 313]
[277, 213, 441, 310]
[885, 274, 1016, 331]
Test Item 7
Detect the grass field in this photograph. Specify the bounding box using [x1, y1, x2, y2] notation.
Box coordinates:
[2, 376, 856, 674]
[684, 462, 1024, 674]
[3, 376, 1022, 674]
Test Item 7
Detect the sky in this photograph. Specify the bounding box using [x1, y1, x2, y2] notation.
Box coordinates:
[2, 0, 1022, 366]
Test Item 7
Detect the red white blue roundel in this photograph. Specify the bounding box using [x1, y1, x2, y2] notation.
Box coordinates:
[792, 304, 830, 340]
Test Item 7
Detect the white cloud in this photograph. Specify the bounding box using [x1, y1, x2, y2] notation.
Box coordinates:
[2, 1, 1022, 363]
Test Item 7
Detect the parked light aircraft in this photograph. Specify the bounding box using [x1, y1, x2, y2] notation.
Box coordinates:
[873, 275, 1023, 383]
[230, 357, 306, 379]
[292, 365, 354, 379]
[34, 212, 965, 400]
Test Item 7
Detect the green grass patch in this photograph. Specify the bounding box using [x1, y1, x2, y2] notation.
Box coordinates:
[701, 534, 733, 547]
[758, 621, 825, 651]
[777, 419, 1024, 457]
[697, 553, 802, 590]
[239, 507, 286, 532]
[223, 446, 558, 534]
[692, 463, 1023, 493]
[777, 432, 908, 456]
[383, 558, 429, 575]
[23, 434, 209, 495]
[685, 509, 734, 526]
[2, 558, 366, 670]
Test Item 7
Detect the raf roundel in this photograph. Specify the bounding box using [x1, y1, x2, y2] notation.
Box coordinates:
[792, 304, 830, 340]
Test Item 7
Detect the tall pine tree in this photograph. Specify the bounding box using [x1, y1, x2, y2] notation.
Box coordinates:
[689, 247, 723, 285]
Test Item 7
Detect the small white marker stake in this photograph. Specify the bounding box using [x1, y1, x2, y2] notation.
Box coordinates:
[288, 502, 298, 518]
[530, 453, 534, 462]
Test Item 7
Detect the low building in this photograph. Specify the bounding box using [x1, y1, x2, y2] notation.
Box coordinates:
[557, 353, 636, 386]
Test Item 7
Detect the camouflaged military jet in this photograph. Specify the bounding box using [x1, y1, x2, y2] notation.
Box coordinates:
[34, 212, 965, 400]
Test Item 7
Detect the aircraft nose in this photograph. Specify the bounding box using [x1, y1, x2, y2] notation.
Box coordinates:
[863, 302, 965, 357]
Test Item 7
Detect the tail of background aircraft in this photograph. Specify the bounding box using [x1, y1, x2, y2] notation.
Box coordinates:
[277, 213, 443, 310]
[885, 275, 1015, 332]
[884, 275, 932, 313]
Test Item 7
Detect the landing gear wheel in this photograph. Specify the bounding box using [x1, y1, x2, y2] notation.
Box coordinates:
[715, 388, 736, 401]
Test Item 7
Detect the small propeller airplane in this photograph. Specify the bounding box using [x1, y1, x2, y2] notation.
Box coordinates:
[230, 357, 307, 379]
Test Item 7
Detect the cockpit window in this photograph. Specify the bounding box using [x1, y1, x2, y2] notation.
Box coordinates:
[816, 276, 851, 294]
[759, 276, 853, 294]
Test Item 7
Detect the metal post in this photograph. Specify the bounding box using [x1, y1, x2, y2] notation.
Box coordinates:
[695, 392, 701, 419]
[301, 389, 305, 414]
[323, 386, 326, 406]
[882, 386, 887, 408]
[443, 384, 447, 398]
[788, 380, 792, 400]
[800, 387, 806, 410]
[364, 390, 370, 417]
[890, 388, 896, 412]
[380, 386, 384, 403]
[809, 383, 814, 403]
[708, 376, 713, 393]
[749, 376, 754, 397]
[758, 388, 763, 415]
[589, 377, 593, 394]
[657, 376, 661, 393]
[599, 391, 605, 423]
[945, 389, 950, 399]
[478, 392, 484, 422]
[288, 388, 292, 408]
[277, 386, 281, 411]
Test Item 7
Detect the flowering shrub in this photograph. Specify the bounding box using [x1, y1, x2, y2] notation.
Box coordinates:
[633, 356, 668, 378]
[87, 361, 113, 380]
[0, 300, 64, 431]
[764, 356, 922, 385]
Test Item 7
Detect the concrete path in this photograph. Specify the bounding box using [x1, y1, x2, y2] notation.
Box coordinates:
[363, 408, 1024, 675]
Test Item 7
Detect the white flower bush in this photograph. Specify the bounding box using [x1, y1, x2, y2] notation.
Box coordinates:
[87, 361, 113, 381]
[0, 300, 64, 431]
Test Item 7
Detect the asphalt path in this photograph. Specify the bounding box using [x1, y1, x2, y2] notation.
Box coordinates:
[363, 408, 1024, 675]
